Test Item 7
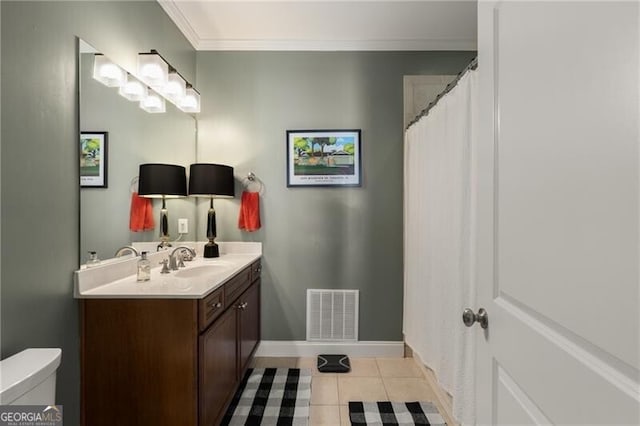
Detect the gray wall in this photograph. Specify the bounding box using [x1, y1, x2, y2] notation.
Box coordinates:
[1, 2, 195, 423]
[80, 53, 197, 264]
[196, 51, 476, 341]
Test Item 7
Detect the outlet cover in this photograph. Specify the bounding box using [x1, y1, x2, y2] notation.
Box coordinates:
[178, 218, 188, 234]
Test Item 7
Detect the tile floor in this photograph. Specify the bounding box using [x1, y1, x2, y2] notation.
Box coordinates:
[251, 357, 455, 426]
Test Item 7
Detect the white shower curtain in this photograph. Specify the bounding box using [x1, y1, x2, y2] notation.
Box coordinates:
[403, 69, 478, 425]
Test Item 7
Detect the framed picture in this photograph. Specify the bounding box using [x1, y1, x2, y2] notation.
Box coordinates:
[80, 131, 108, 188]
[287, 129, 362, 187]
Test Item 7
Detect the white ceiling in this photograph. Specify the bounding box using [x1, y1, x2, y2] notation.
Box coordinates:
[158, 1, 477, 51]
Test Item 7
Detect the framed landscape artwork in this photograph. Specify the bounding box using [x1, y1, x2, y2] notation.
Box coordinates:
[80, 131, 108, 188]
[286, 129, 362, 187]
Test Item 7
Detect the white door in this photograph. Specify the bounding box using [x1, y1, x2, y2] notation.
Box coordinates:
[474, 1, 640, 424]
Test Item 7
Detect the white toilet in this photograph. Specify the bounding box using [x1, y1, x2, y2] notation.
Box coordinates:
[0, 348, 62, 405]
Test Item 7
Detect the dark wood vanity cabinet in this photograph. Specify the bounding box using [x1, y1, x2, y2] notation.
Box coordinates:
[81, 259, 261, 426]
[199, 306, 237, 426]
[238, 278, 261, 376]
[200, 277, 261, 425]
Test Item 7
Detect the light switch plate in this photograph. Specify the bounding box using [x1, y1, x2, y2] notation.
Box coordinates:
[178, 218, 188, 234]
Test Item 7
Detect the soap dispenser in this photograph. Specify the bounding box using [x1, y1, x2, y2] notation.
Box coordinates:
[137, 251, 151, 282]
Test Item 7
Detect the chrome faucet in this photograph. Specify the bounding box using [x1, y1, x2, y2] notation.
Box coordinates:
[114, 245, 139, 258]
[169, 246, 196, 270]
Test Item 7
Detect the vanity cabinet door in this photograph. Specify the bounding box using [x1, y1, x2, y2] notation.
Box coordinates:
[237, 279, 261, 376]
[81, 299, 198, 426]
[199, 306, 237, 426]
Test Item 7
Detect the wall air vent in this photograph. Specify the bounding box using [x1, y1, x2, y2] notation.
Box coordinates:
[306, 289, 359, 341]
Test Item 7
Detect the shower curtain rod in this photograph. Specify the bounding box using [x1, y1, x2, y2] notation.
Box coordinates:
[406, 57, 478, 130]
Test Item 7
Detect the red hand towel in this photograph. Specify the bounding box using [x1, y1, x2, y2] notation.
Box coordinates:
[129, 192, 155, 232]
[238, 191, 261, 232]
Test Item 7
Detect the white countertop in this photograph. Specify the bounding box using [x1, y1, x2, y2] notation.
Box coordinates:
[74, 242, 261, 299]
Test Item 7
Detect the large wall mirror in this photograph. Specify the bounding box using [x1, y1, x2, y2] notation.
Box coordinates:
[79, 39, 197, 264]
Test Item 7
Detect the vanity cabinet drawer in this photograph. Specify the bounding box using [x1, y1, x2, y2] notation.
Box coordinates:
[199, 286, 225, 331]
[224, 266, 252, 307]
[250, 260, 262, 281]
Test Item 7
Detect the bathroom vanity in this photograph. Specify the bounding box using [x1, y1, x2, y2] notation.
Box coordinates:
[76, 244, 261, 426]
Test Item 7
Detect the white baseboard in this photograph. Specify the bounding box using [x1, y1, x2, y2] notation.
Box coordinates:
[255, 340, 404, 358]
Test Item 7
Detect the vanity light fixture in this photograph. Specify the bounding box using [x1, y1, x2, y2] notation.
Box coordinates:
[93, 54, 126, 87]
[93, 50, 201, 114]
[137, 50, 168, 88]
[188, 164, 235, 258]
[178, 85, 201, 113]
[118, 74, 147, 101]
[139, 89, 166, 113]
[138, 163, 187, 249]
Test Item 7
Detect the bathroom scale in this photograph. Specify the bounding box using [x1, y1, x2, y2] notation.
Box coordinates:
[317, 354, 351, 373]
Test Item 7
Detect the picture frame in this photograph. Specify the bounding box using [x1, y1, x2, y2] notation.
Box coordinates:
[80, 131, 108, 188]
[287, 129, 362, 187]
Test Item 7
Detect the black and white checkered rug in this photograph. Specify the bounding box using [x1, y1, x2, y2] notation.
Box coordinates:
[349, 401, 447, 425]
[221, 368, 312, 425]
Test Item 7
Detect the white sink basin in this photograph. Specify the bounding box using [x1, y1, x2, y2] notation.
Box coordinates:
[174, 263, 232, 279]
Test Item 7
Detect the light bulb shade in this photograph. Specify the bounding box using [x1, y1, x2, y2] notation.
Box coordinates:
[178, 87, 201, 113]
[139, 90, 166, 113]
[138, 164, 187, 198]
[119, 74, 147, 101]
[137, 52, 168, 88]
[188, 164, 235, 198]
[163, 71, 186, 102]
[93, 54, 126, 87]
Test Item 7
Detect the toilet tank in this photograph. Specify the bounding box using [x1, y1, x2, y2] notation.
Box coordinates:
[0, 348, 62, 405]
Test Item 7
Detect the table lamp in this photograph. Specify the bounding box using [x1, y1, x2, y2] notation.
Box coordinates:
[138, 163, 187, 249]
[188, 163, 235, 258]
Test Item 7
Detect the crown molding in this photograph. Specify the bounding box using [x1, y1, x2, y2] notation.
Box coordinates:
[195, 38, 477, 51]
[158, 0, 200, 50]
[158, 0, 477, 52]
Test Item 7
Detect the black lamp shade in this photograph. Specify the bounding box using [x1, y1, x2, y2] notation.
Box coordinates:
[138, 163, 187, 198]
[188, 164, 235, 198]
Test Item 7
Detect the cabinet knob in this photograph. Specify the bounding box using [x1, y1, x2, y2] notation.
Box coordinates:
[256, 266, 262, 273]
[208, 301, 222, 309]
[237, 302, 248, 310]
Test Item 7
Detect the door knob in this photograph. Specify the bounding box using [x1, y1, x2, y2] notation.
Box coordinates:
[462, 308, 488, 329]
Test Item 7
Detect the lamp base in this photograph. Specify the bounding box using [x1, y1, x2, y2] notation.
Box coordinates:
[157, 237, 172, 250]
[203, 241, 219, 258]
